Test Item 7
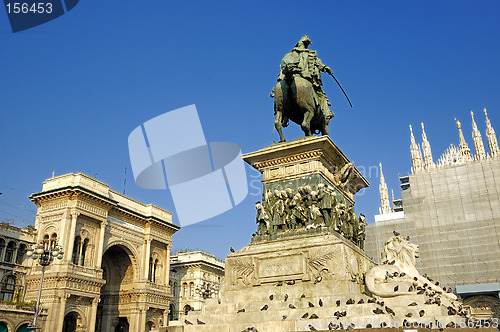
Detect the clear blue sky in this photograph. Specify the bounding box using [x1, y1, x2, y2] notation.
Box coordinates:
[1, 0, 499, 259]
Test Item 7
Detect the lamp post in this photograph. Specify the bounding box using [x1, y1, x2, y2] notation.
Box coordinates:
[195, 283, 218, 299]
[26, 242, 64, 329]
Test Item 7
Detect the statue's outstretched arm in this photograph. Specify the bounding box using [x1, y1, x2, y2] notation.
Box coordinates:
[317, 58, 333, 75]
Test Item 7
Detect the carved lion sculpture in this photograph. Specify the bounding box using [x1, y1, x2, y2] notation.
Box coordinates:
[365, 235, 458, 304]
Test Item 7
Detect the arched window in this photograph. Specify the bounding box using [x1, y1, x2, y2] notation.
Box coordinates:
[43, 234, 49, 249]
[148, 257, 153, 281]
[189, 282, 194, 297]
[183, 304, 192, 316]
[182, 283, 187, 297]
[0, 275, 16, 301]
[16, 244, 27, 264]
[153, 259, 159, 283]
[80, 238, 89, 266]
[4, 241, 15, 263]
[173, 282, 177, 297]
[72, 236, 81, 264]
[50, 233, 57, 249]
[0, 239, 5, 261]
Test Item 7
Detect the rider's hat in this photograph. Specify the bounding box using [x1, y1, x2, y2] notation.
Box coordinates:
[295, 34, 312, 47]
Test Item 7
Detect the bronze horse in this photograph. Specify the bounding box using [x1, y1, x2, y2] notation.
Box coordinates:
[271, 55, 330, 142]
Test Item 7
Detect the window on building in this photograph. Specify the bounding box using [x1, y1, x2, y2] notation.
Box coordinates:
[148, 257, 153, 282]
[50, 233, 57, 249]
[16, 244, 27, 264]
[183, 305, 192, 316]
[189, 282, 194, 297]
[4, 241, 15, 263]
[43, 235, 49, 249]
[72, 236, 81, 264]
[153, 259, 159, 283]
[0, 275, 16, 301]
[173, 282, 177, 297]
[0, 239, 5, 261]
[80, 238, 89, 266]
[182, 283, 187, 297]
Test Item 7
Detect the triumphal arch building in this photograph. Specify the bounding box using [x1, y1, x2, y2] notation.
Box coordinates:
[25, 173, 179, 332]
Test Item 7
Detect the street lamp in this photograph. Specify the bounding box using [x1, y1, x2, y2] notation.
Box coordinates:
[195, 283, 218, 299]
[26, 242, 64, 329]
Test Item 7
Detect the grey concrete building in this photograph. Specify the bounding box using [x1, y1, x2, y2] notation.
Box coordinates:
[365, 109, 500, 319]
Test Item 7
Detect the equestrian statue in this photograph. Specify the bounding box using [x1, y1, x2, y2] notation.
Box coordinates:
[270, 35, 351, 142]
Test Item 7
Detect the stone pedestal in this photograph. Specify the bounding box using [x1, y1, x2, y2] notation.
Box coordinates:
[167, 137, 479, 331]
[242, 136, 368, 204]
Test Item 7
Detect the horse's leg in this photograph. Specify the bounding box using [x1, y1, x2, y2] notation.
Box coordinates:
[275, 110, 286, 142]
[322, 116, 329, 136]
[301, 110, 313, 136]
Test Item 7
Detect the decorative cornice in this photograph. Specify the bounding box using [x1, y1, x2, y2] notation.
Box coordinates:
[253, 150, 324, 170]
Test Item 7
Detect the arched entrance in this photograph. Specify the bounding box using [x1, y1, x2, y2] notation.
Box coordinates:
[62, 312, 79, 332]
[145, 321, 155, 331]
[114, 317, 129, 332]
[168, 304, 175, 321]
[0, 322, 7, 332]
[96, 245, 136, 332]
[15, 324, 32, 332]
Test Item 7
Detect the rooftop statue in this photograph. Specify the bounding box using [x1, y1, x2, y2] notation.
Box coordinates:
[271, 35, 351, 142]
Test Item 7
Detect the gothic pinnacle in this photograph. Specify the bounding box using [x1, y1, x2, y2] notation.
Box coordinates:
[379, 163, 392, 215]
[484, 108, 499, 157]
[409, 125, 423, 173]
[455, 118, 472, 161]
[420, 122, 435, 169]
[471, 111, 486, 160]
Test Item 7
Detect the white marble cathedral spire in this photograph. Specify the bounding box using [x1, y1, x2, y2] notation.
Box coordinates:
[455, 118, 472, 162]
[379, 163, 392, 214]
[471, 111, 486, 160]
[409, 125, 424, 173]
[421, 123, 435, 169]
[484, 108, 499, 158]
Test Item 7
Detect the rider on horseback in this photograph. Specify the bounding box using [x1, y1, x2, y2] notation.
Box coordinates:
[276, 35, 335, 123]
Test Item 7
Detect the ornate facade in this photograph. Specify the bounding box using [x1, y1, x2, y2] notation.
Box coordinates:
[24, 173, 179, 332]
[168, 251, 224, 323]
[0, 224, 47, 332]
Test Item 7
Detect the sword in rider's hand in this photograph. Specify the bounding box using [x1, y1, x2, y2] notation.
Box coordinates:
[327, 70, 353, 108]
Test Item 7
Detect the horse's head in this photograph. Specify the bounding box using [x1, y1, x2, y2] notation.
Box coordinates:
[280, 52, 299, 77]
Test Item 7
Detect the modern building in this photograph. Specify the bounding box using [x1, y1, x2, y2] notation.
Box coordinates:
[365, 109, 500, 320]
[168, 250, 224, 323]
[22, 173, 180, 332]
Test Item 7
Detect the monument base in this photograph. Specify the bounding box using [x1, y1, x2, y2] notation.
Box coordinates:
[167, 230, 480, 332]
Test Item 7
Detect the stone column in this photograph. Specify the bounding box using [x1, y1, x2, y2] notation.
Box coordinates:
[66, 211, 80, 262]
[87, 297, 99, 332]
[100, 309, 112, 332]
[55, 294, 70, 331]
[143, 238, 151, 280]
[136, 306, 148, 332]
[95, 220, 108, 268]
[163, 308, 169, 328]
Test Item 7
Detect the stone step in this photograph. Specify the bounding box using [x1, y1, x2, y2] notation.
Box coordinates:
[179, 313, 468, 332]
